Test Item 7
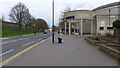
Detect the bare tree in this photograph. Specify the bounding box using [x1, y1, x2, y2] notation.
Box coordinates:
[22, 11, 32, 30]
[30, 17, 36, 28]
[59, 7, 71, 31]
[60, 7, 71, 19]
[9, 2, 30, 31]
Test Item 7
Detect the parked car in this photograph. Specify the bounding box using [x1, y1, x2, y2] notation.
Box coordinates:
[43, 31, 47, 34]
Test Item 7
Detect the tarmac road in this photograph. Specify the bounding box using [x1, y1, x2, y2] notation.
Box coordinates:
[1, 32, 52, 62]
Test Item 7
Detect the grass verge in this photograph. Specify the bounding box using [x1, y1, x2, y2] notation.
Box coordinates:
[2, 25, 42, 37]
[106, 45, 119, 51]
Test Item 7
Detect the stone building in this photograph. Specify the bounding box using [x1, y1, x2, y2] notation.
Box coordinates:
[64, 10, 94, 35]
[93, 2, 120, 36]
[63, 1, 120, 36]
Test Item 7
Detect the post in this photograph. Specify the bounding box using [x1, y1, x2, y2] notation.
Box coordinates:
[77, 22, 79, 32]
[109, 9, 111, 34]
[69, 21, 71, 35]
[52, 0, 54, 43]
[81, 19, 83, 35]
[109, 9, 111, 27]
[79, 20, 81, 35]
[65, 22, 67, 35]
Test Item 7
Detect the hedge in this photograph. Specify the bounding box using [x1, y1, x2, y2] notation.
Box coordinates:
[113, 19, 120, 28]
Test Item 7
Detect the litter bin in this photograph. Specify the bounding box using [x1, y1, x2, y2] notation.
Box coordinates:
[58, 37, 62, 43]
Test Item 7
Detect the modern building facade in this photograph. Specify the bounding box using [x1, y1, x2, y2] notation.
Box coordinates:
[63, 1, 120, 36]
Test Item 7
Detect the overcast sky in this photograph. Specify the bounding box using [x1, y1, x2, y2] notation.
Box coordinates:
[0, 0, 119, 27]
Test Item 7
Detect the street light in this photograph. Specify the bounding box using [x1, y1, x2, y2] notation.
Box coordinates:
[109, 9, 111, 35]
[109, 9, 111, 27]
[52, 0, 54, 43]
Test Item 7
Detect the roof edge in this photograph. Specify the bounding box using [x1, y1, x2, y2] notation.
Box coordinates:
[92, 1, 120, 12]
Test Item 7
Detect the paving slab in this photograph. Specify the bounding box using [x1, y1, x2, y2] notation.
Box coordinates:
[5, 35, 118, 66]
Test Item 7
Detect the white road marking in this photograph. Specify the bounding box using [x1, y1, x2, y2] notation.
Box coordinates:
[11, 40, 17, 42]
[2, 37, 31, 44]
[22, 41, 35, 46]
[0, 37, 10, 40]
[2, 34, 47, 44]
[2, 40, 18, 44]
[19, 39, 23, 40]
[0, 49, 13, 56]
[2, 42, 7, 44]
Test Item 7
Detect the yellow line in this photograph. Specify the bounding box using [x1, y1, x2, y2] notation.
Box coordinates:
[0, 36, 51, 67]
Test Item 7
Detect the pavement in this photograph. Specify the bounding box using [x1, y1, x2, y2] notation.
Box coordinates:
[1, 32, 52, 62]
[3, 35, 118, 66]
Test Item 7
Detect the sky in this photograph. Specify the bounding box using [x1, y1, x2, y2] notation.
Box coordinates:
[0, 0, 120, 27]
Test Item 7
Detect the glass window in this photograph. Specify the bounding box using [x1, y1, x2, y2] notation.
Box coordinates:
[101, 21, 105, 27]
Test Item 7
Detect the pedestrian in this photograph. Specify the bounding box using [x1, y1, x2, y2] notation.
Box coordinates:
[34, 32, 36, 35]
[58, 30, 60, 35]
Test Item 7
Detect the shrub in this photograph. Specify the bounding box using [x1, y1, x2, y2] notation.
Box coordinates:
[89, 37, 100, 41]
[95, 37, 99, 40]
[113, 19, 120, 28]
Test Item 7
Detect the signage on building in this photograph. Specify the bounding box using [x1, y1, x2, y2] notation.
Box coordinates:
[66, 16, 74, 19]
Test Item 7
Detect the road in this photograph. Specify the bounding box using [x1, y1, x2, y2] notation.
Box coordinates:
[1, 32, 52, 62]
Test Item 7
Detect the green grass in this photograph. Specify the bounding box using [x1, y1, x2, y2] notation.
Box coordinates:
[106, 45, 119, 51]
[2, 25, 42, 37]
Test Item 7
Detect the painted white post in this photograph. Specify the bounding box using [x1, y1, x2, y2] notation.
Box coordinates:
[91, 20, 93, 35]
[65, 22, 67, 35]
[81, 19, 83, 36]
[69, 21, 71, 35]
[77, 22, 79, 32]
[79, 20, 81, 35]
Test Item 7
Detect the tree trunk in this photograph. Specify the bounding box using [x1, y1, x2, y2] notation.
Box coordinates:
[25, 26, 28, 30]
[19, 25, 22, 32]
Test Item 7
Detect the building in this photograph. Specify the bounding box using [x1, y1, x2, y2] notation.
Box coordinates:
[93, 2, 120, 35]
[64, 10, 94, 35]
[63, 1, 120, 36]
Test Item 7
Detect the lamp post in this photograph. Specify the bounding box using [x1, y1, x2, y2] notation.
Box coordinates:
[109, 9, 111, 27]
[52, 0, 54, 43]
[109, 9, 111, 34]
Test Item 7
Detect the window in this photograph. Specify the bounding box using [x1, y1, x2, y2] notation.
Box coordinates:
[66, 16, 74, 19]
[100, 27, 104, 30]
[101, 21, 105, 27]
[107, 27, 113, 30]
